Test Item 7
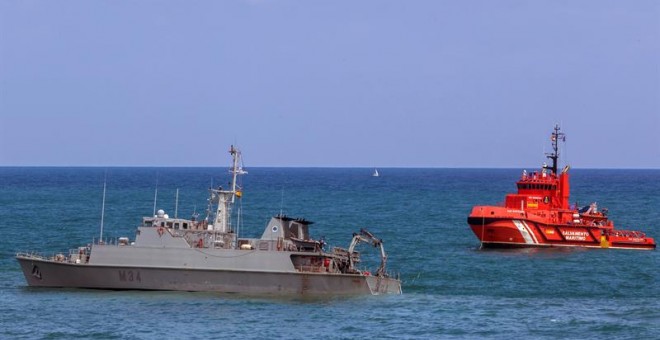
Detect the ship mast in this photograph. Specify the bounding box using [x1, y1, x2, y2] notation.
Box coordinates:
[546, 124, 565, 175]
[210, 145, 246, 234]
[99, 176, 107, 243]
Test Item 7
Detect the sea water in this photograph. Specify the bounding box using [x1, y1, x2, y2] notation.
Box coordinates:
[1, 168, 658, 339]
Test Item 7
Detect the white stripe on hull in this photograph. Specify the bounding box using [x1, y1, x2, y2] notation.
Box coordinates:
[512, 220, 536, 244]
[480, 241, 654, 250]
[520, 220, 539, 244]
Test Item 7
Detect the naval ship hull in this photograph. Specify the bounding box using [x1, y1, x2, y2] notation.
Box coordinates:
[17, 254, 401, 295]
[16, 224, 403, 296]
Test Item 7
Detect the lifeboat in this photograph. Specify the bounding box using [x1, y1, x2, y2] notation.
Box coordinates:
[467, 125, 656, 250]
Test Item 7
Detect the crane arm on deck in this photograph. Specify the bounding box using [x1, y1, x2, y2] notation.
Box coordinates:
[347, 229, 388, 277]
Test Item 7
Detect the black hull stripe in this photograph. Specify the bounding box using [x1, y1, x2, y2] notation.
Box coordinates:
[467, 217, 512, 225]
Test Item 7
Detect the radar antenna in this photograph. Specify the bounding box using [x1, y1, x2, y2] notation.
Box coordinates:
[546, 124, 566, 175]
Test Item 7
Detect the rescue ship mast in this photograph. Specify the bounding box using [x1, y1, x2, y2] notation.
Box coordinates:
[546, 124, 565, 176]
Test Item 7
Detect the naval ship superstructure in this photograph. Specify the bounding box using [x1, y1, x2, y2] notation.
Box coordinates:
[16, 146, 402, 295]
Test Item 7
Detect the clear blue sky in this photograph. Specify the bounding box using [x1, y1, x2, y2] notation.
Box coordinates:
[1, 1, 658, 168]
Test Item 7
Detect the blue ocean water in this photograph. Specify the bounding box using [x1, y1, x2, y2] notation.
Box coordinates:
[1, 167, 658, 339]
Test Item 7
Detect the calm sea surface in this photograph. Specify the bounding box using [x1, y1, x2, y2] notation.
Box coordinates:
[1, 167, 658, 339]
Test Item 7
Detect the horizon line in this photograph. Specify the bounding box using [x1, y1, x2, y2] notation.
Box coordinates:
[1, 165, 659, 170]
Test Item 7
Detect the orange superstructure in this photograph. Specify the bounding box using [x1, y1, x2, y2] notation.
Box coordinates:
[467, 125, 655, 250]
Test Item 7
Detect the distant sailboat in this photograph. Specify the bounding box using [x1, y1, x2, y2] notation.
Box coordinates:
[372, 169, 379, 177]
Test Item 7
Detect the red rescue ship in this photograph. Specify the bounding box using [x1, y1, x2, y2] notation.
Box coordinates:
[467, 125, 656, 250]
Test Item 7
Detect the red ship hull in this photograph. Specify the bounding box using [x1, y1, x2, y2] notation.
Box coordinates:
[468, 208, 656, 250]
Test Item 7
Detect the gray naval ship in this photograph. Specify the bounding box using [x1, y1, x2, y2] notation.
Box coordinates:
[16, 146, 402, 295]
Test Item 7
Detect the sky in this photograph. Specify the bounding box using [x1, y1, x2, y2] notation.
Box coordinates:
[1, 1, 658, 168]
